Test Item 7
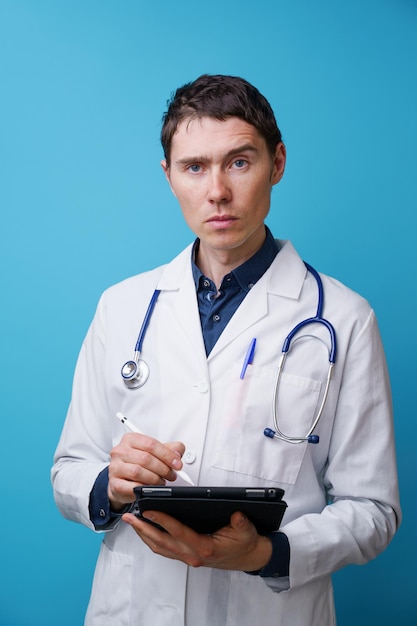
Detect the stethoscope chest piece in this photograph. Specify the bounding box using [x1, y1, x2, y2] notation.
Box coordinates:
[121, 289, 161, 390]
[121, 358, 150, 389]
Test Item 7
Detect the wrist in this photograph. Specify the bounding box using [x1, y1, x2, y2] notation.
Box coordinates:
[243, 534, 273, 573]
[108, 489, 129, 513]
[245, 532, 290, 578]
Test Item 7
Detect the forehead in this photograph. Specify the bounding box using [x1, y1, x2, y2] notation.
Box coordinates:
[170, 116, 267, 159]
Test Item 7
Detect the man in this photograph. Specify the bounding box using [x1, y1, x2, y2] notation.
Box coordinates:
[52, 74, 400, 625]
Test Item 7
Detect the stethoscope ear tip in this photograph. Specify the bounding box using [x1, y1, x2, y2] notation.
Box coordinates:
[264, 428, 276, 439]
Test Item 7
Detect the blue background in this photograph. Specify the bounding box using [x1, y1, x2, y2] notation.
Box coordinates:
[1, 1, 416, 624]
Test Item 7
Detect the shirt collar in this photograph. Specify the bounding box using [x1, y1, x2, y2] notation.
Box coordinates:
[191, 226, 279, 292]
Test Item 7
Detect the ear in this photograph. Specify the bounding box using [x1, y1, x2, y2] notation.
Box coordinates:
[271, 142, 286, 186]
[160, 160, 176, 197]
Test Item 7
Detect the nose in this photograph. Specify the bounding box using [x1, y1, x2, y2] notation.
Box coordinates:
[207, 170, 231, 204]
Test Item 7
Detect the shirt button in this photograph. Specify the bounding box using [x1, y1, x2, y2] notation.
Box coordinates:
[183, 450, 196, 464]
[213, 314, 220, 322]
[196, 381, 208, 393]
[248, 283, 254, 290]
[99, 508, 106, 518]
[203, 279, 210, 287]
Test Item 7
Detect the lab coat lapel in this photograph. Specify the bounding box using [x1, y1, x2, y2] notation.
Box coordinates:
[208, 240, 307, 359]
[156, 244, 207, 358]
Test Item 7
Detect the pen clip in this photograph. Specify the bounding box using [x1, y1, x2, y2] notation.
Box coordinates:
[240, 338, 256, 379]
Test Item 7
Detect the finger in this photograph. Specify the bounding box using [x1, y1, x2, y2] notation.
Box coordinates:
[122, 512, 186, 554]
[108, 467, 169, 507]
[122, 433, 184, 470]
[123, 509, 201, 548]
[121, 512, 170, 552]
[123, 512, 211, 567]
[142, 510, 197, 537]
[111, 433, 183, 480]
[111, 459, 176, 485]
[230, 511, 249, 530]
[229, 512, 258, 539]
[165, 441, 186, 459]
[211, 512, 254, 543]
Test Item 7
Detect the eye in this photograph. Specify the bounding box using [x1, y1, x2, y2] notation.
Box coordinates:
[187, 164, 202, 173]
[233, 159, 248, 169]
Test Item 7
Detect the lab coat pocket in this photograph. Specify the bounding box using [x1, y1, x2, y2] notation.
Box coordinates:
[85, 541, 133, 626]
[212, 364, 322, 485]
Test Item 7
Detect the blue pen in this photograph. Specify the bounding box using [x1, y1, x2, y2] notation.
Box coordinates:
[240, 338, 257, 379]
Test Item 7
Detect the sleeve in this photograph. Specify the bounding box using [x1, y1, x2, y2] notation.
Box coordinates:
[89, 466, 130, 530]
[281, 309, 401, 590]
[51, 294, 113, 531]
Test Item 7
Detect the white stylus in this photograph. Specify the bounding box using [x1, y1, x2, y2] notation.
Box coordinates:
[116, 412, 195, 486]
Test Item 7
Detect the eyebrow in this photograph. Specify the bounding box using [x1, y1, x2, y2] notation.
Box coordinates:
[174, 143, 259, 166]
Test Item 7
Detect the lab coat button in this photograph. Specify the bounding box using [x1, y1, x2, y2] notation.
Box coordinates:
[197, 381, 208, 393]
[183, 450, 196, 464]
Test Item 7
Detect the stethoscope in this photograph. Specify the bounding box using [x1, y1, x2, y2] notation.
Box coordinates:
[121, 262, 337, 444]
[263, 262, 336, 445]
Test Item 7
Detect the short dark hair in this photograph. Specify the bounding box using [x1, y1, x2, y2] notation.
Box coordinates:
[161, 74, 282, 165]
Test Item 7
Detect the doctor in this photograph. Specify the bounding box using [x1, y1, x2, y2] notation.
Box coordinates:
[52, 74, 401, 626]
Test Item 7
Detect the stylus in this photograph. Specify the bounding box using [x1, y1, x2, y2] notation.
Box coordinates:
[116, 412, 195, 486]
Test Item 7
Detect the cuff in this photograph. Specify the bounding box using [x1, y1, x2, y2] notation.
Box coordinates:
[89, 466, 129, 530]
[245, 532, 290, 578]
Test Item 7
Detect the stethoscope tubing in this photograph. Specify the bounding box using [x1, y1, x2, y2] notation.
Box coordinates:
[134, 289, 161, 353]
[265, 263, 337, 444]
[281, 317, 336, 364]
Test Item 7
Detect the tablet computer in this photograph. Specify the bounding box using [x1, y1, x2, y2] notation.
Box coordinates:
[131, 486, 287, 534]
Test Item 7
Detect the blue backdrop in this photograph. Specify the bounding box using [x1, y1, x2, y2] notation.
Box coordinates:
[1, 1, 416, 624]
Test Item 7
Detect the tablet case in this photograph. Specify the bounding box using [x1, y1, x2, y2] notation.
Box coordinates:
[132, 486, 287, 534]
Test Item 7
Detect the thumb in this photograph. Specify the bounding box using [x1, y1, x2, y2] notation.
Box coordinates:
[165, 441, 186, 459]
[231, 511, 249, 529]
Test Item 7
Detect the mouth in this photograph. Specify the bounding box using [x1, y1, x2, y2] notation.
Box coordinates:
[206, 214, 238, 228]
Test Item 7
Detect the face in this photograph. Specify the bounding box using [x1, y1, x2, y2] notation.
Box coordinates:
[161, 116, 286, 269]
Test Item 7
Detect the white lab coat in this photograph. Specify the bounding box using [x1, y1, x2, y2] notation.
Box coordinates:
[52, 240, 400, 626]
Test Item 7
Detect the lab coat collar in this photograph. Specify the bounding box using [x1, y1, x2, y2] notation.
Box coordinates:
[267, 239, 307, 299]
[155, 243, 194, 292]
[154, 239, 308, 360]
[155, 239, 307, 299]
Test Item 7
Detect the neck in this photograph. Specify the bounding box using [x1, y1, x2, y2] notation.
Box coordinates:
[195, 228, 267, 289]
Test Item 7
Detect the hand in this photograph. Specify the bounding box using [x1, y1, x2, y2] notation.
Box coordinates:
[122, 509, 273, 572]
[108, 433, 185, 511]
